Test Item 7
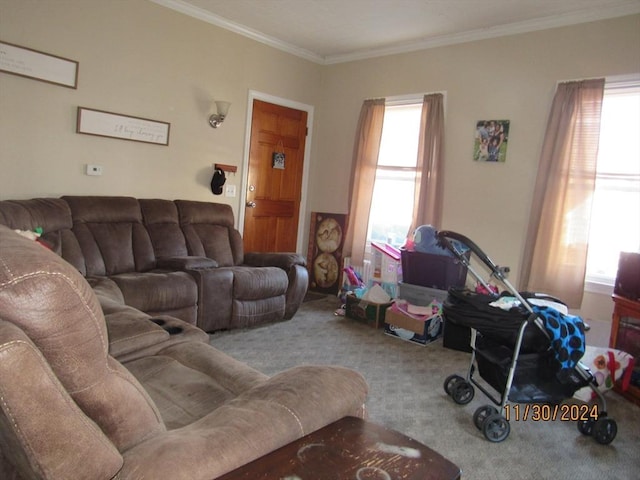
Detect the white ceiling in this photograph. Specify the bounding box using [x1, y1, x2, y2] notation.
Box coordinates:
[152, 0, 640, 64]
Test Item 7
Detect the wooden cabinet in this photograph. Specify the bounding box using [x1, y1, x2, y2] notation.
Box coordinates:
[609, 294, 640, 406]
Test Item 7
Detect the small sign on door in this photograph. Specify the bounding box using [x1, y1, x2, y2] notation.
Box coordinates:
[272, 151, 285, 169]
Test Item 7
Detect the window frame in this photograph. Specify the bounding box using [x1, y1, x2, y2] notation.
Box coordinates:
[366, 97, 424, 248]
[584, 74, 640, 295]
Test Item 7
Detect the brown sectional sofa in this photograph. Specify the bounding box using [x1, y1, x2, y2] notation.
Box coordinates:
[0, 225, 368, 479]
[0, 196, 309, 333]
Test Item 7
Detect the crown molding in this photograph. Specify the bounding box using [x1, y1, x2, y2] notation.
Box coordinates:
[149, 0, 325, 63]
[150, 0, 640, 65]
[324, 3, 640, 64]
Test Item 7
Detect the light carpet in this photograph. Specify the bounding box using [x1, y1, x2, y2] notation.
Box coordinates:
[210, 295, 639, 480]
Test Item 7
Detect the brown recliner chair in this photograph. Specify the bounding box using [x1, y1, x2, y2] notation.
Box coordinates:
[0, 226, 368, 479]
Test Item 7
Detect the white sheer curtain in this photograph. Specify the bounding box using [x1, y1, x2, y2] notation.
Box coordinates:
[519, 79, 605, 307]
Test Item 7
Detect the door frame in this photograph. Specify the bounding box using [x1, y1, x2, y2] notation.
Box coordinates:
[238, 90, 314, 254]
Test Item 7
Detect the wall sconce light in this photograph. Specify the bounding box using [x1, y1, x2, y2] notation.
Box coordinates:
[209, 100, 231, 128]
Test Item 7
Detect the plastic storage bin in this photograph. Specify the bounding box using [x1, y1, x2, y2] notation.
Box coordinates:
[401, 250, 467, 290]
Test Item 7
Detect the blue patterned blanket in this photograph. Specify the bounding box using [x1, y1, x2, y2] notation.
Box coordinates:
[532, 305, 586, 373]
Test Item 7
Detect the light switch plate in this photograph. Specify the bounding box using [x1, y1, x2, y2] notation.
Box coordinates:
[225, 185, 236, 197]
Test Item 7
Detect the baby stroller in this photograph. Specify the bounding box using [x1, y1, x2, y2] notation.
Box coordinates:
[437, 230, 617, 444]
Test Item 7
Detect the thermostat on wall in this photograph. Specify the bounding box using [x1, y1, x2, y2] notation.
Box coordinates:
[86, 164, 103, 176]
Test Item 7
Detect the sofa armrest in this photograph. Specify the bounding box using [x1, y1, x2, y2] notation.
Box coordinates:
[0, 320, 123, 479]
[243, 253, 308, 320]
[183, 268, 234, 332]
[156, 256, 218, 270]
[243, 252, 306, 270]
[284, 264, 309, 319]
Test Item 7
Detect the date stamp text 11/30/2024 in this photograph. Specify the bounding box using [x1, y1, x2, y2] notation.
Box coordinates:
[504, 403, 598, 422]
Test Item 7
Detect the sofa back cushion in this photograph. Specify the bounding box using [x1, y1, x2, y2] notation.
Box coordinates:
[0, 197, 71, 234]
[0, 226, 165, 452]
[176, 200, 244, 267]
[139, 198, 189, 258]
[0, 198, 87, 274]
[63, 196, 156, 275]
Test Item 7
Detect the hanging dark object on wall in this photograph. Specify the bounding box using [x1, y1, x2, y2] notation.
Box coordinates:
[210, 168, 226, 195]
[272, 139, 285, 169]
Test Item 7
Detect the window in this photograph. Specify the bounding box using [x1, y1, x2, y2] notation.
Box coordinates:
[367, 102, 422, 247]
[586, 79, 640, 289]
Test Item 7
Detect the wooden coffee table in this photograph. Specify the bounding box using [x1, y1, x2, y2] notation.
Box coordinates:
[217, 416, 461, 479]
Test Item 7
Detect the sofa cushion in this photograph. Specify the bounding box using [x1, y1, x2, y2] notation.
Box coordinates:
[111, 271, 198, 325]
[87, 276, 206, 359]
[63, 196, 156, 275]
[0, 198, 86, 273]
[176, 200, 244, 266]
[140, 198, 189, 258]
[124, 342, 268, 429]
[183, 224, 238, 267]
[0, 198, 71, 233]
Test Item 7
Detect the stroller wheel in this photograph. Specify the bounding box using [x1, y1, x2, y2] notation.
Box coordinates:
[482, 413, 510, 443]
[592, 417, 617, 445]
[474, 405, 498, 430]
[451, 381, 475, 405]
[577, 417, 595, 436]
[444, 374, 464, 396]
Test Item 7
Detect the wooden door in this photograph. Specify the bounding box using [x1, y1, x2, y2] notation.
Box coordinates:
[243, 100, 307, 252]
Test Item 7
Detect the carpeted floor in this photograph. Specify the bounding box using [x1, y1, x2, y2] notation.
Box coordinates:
[210, 295, 640, 480]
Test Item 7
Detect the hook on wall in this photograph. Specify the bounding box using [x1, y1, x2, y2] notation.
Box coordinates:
[214, 163, 237, 174]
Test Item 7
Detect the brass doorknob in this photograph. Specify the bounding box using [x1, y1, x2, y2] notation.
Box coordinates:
[246, 201, 256, 208]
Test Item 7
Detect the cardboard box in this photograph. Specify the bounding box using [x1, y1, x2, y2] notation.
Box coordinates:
[398, 282, 471, 352]
[384, 305, 443, 346]
[345, 294, 392, 329]
[369, 280, 398, 299]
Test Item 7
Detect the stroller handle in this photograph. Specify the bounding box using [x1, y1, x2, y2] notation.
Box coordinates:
[437, 230, 552, 342]
[437, 230, 498, 272]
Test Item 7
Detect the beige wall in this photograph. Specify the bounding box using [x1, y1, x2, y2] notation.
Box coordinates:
[312, 15, 640, 323]
[1, 1, 638, 323]
[0, 0, 322, 208]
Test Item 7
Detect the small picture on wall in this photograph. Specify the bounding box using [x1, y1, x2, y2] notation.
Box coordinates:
[474, 120, 509, 162]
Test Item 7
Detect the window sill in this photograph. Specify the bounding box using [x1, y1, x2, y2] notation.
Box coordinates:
[584, 279, 614, 296]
